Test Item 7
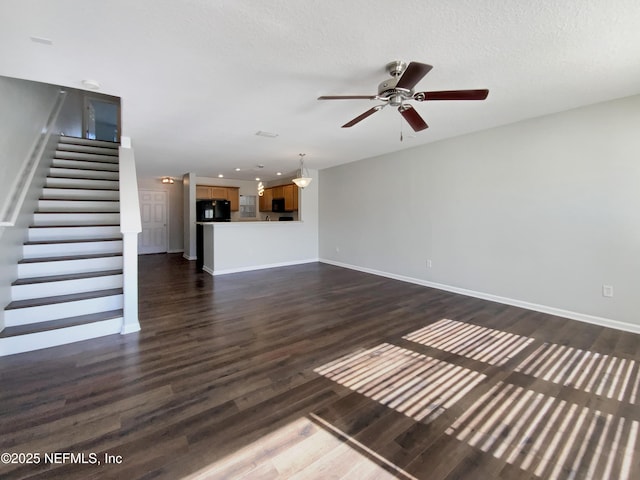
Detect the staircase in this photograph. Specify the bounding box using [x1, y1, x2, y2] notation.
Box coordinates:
[0, 137, 125, 356]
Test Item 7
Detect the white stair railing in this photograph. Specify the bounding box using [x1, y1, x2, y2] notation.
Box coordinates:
[118, 137, 141, 334]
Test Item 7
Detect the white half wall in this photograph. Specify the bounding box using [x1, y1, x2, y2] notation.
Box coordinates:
[319, 95, 640, 330]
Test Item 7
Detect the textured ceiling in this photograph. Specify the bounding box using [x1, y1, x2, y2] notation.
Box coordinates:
[1, 0, 639, 181]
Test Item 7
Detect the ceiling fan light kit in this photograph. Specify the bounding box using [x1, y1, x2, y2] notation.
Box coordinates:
[318, 60, 489, 132]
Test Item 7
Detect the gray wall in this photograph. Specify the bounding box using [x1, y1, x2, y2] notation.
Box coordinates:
[319, 95, 640, 330]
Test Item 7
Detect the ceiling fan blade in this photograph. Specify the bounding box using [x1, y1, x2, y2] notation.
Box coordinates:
[396, 62, 433, 90]
[398, 105, 428, 132]
[342, 106, 382, 128]
[416, 89, 489, 101]
[318, 95, 377, 100]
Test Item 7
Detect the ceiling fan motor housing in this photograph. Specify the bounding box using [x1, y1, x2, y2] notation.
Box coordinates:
[378, 76, 413, 106]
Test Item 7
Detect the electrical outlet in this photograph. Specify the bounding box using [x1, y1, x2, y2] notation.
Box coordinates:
[602, 285, 614, 297]
[426, 259, 432, 269]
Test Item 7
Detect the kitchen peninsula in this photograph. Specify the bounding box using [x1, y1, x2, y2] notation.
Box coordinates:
[184, 171, 319, 275]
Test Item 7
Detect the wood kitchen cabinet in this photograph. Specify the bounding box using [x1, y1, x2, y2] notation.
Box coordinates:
[196, 185, 212, 199]
[195, 185, 240, 211]
[258, 184, 298, 212]
[259, 188, 273, 212]
[271, 186, 284, 200]
[283, 184, 298, 211]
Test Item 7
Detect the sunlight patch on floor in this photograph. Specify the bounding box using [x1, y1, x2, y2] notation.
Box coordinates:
[403, 318, 534, 366]
[314, 343, 486, 423]
[515, 342, 640, 403]
[446, 381, 638, 479]
[183, 416, 406, 480]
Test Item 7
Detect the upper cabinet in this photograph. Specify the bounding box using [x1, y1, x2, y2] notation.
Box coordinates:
[195, 185, 212, 200]
[196, 185, 240, 211]
[258, 184, 298, 212]
[259, 187, 273, 212]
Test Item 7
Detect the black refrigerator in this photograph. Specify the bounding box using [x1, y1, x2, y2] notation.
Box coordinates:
[196, 199, 231, 222]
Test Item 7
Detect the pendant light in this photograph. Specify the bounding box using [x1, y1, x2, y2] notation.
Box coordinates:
[292, 153, 312, 188]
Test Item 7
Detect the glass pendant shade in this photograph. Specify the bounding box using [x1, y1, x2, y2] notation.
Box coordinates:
[292, 153, 312, 189]
[292, 176, 311, 188]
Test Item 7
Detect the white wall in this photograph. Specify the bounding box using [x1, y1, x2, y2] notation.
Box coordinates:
[319, 95, 640, 331]
[55, 88, 84, 138]
[0, 77, 67, 331]
[137, 177, 184, 253]
[0, 76, 59, 216]
[183, 172, 196, 259]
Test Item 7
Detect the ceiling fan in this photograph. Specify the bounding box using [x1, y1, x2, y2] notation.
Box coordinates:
[318, 61, 489, 132]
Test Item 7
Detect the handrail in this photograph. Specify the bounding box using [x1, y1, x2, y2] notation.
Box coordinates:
[0, 90, 66, 227]
[119, 138, 141, 334]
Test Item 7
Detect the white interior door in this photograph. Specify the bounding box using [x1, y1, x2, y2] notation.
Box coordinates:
[139, 190, 168, 254]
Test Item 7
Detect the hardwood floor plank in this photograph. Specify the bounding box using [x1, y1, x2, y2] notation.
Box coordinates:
[1, 253, 639, 479]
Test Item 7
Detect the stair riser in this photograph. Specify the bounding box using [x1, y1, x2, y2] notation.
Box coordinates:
[0, 318, 122, 357]
[49, 168, 119, 180]
[5, 295, 124, 327]
[18, 256, 123, 278]
[55, 150, 119, 163]
[23, 241, 123, 259]
[56, 144, 119, 156]
[37, 200, 120, 212]
[28, 226, 121, 242]
[45, 177, 119, 190]
[41, 188, 120, 201]
[33, 213, 120, 226]
[52, 159, 119, 172]
[11, 275, 124, 301]
[59, 137, 120, 149]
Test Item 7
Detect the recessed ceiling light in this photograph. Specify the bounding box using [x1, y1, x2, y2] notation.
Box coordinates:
[30, 36, 53, 45]
[81, 79, 100, 90]
[255, 177, 261, 181]
[218, 174, 224, 178]
[234, 168, 241, 171]
[276, 172, 282, 176]
[255, 131, 278, 138]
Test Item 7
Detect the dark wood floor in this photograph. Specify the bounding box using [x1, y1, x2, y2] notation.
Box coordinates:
[1, 254, 639, 479]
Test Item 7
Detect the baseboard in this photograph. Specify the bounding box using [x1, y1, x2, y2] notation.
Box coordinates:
[167, 249, 184, 254]
[203, 265, 214, 275]
[183, 253, 196, 261]
[319, 258, 640, 335]
[211, 258, 319, 276]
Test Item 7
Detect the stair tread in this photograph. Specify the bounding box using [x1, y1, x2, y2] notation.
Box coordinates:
[35, 211, 120, 214]
[12, 269, 123, 286]
[50, 165, 119, 172]
[39, 198, 120, 202]
[24, 237, 122, 246]
[18, 252, 123, 264]
[6, 288, 123, 310]
[29, 224, 120, 228]
[42, 187, 120, 192]
[59, 136, 120, 146]
[48, 177, 119, 182]
[0, 310, 123, 338]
